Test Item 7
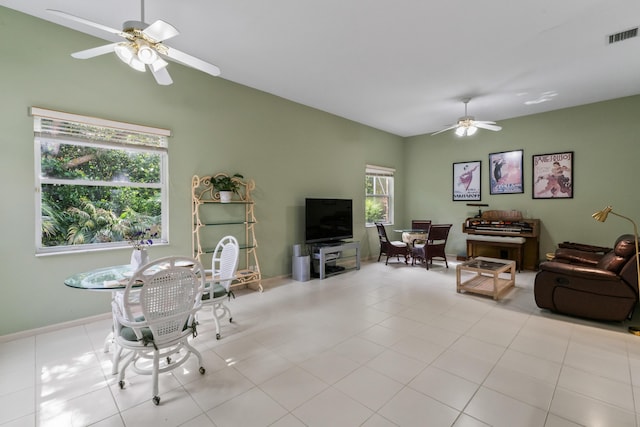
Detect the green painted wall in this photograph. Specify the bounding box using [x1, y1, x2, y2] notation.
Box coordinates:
[1, 6, 639, 336]
[404, 96, 640, 259]
[0, 7, 404, 335]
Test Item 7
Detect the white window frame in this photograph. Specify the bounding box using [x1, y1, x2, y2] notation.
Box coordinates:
[365, 164, 395, 226]
[31, 107, 171, 255]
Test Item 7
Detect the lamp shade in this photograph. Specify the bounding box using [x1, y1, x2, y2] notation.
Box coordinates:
[114, 44, 134, 64]
[114, 44, 146, 72]
[137, 46, 157, 64]
[592, 206, 613, 222]
[128, 57, 146, 72]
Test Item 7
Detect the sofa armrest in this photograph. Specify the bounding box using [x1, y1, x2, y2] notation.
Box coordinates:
[539, 261, 618, 281]
[553, 248, 603, 266]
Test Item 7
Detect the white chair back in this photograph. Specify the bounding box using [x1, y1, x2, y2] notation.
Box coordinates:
[120, 256, 205, 346]
[211, 235, 240, 292]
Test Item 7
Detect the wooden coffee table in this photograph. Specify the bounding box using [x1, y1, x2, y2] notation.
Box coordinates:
[456, 257, 516, 300]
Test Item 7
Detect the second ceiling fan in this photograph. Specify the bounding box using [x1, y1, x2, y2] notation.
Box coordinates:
[432, 99, 502, 136]
[48, 0, 221, 85]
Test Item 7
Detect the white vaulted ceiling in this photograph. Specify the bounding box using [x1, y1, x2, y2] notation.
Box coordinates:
[2, 0, 640, 137]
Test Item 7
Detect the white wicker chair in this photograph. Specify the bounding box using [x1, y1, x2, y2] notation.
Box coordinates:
[202, 235, 240, 340]
[112, 256, 206, 406]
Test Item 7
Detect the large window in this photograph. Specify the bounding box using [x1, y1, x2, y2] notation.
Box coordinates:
[32, 107, 170, 254]
[365, 164, 394, 226]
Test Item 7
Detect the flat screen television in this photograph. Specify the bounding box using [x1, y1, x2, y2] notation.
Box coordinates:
[305, 198, 353, 244]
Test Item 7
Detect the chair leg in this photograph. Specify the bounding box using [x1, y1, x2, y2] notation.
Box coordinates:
[111, 343, 123, 375]
[152, 351, 160, 405]
[212, 306, 222, 340]
[184, 341, 206, 374]
[117, 350, 136, 388]
[103, 331, 113, 353]
[217, 301, 232, 323]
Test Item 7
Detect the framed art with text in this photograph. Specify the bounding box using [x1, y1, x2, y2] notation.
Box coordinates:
[453, 161, 481, 201]
[532, 151, 573, 199]
[489, 150, 524, 194]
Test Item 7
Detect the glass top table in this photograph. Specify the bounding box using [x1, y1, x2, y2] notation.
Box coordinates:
[64, 264, 136, 291]
[393, 229, 428, 245]
[64, 260, 197, 290]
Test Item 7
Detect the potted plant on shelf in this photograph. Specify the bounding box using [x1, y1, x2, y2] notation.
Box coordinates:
[212, 173, 244, 203]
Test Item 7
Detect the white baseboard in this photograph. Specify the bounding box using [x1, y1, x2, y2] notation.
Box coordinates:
[0, 275, 291, 343]
[0, 312, 111, 343]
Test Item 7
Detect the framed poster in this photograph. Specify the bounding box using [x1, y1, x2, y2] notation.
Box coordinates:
[489, 150, 524, 194]
[453, 161, 481, 201]
[532, 151, 573, 199]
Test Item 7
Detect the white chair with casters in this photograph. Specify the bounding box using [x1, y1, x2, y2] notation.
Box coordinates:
[203, 235, 240, 340]
[112, 256, 206, 406]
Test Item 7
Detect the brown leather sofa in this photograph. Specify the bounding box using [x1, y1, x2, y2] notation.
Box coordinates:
[534, 234, 638, 321]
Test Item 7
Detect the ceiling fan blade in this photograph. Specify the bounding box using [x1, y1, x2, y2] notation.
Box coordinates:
[475, 122, 502, 131]
[143, 20, 179, 42]
[431, 124, 458, 136]
[164, 47, 221, 76]
[71, 42, 119, 59]
[475, 120, 497, 125]
[47, 9, 124, 36]
[151, 66, 173, 85]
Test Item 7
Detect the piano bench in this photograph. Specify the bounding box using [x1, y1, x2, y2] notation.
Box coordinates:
[466, 235, 526, 272]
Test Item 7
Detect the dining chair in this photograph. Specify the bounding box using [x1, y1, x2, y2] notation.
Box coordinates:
[112, 256, 206, 405]
[411, 219, 432, 231]
[202, 235, 240, 340]
[405, 219, 431, 245]
[375, 222, 409, 265]
[411, 224, 453, 269]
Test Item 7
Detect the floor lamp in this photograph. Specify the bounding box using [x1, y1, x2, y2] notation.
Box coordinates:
[592, 206, 640, 335]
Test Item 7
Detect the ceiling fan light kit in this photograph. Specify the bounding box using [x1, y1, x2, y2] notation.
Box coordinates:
[455, 119, 478, 137]
[135, 40, 158, 64]
[433, 99, 502, 137]
[48, 0, 221, 86]
[114, 44, 145, 72]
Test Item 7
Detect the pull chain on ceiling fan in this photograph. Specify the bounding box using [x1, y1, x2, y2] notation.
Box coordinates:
[48, 0, 220, 85]
[432, 98, 502, 136]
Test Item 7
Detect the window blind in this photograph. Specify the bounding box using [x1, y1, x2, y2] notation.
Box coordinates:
[366, 164, 395, 177]
[30, 107, 170, 149]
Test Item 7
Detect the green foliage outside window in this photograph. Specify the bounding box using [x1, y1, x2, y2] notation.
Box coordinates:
[365, 171, 392, 225]
[39, 141, 162, 248]
[365, 198, 385, 224]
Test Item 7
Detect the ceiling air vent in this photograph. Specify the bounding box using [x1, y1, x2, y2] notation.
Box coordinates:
[608, 27, 638, 44]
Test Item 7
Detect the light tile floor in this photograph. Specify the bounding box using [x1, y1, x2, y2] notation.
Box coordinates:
[3, 260, 640, 426]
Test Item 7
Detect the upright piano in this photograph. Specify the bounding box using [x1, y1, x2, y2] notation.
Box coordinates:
[463, 212, 540, 271]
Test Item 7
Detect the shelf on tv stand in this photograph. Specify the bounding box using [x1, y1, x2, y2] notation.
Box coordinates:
[311, 241, 360, 279]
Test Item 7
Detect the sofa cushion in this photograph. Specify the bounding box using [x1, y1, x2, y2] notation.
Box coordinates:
[596, 235, 636, 273]
[596, 252, 627, 273]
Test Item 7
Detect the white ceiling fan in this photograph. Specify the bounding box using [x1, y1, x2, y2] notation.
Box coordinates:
[432, 98, 502, 136]
[47, 0, 221, 85]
